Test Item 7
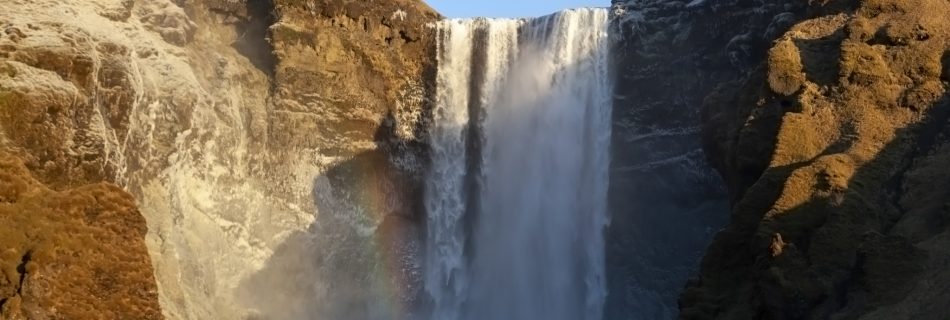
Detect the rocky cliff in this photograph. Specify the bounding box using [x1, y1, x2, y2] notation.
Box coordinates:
[7, 0, 949, 318]
[665, 0, 950, 318]
[606, 0, 800, 316]
[0, 153, 161, 319]
[609, 0, 950, 318]
[0, 0, 438, 318]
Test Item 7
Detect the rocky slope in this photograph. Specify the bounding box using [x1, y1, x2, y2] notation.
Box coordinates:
[0, 153, 162, 319]
[672, 0, 950, 318]
[0, 0, 438, 318]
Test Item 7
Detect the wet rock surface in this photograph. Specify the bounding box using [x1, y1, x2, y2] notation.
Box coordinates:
[0, 0, 438, 318]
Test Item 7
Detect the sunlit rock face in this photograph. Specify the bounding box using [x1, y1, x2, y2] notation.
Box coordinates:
[616, 0, 950, 318]
[0, 153, 162, 319]
[1, 0, 439, 318]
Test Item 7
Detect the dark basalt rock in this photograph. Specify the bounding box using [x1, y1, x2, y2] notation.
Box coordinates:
[605, 0, 807, 317]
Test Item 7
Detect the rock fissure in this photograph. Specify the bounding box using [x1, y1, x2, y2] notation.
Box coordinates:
[235, 0, 277, 78]
[13, 250, 31, 296]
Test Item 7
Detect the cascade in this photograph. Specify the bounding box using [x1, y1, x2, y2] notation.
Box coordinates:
[424, 8, 612, 320]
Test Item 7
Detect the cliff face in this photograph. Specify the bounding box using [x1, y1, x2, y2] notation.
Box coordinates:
[270, 0, 439, 155]
[610, 0, 950, 318]
[9, 0, 948, 318]
[0, 153, 162, 319]
[679, 0, 950, 318]
[0, 0, 438, 318]
[235, 2, 440, 319]
[606, 0, 805, 317]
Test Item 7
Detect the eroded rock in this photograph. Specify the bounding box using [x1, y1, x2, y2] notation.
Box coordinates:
[0, 153, 162, 319]
[684, 0, 950, 318]
[1, 0, 440, 319]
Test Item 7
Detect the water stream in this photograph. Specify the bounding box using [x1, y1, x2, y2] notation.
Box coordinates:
[425, 8, 613, 320]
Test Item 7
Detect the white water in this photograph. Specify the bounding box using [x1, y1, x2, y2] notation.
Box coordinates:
[425, 8, 612, 320]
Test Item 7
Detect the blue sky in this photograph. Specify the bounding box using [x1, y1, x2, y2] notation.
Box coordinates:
[423, 0, 609, 18]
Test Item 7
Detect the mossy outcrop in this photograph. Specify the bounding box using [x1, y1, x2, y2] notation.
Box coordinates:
[0, 153, 162, 319]
[685, 0, 950, 318]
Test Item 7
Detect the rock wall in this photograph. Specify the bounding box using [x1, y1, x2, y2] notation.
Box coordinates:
[678, 0, 950, 318]
[270, 0, 439, 155]
[11, 0, 948, 318]
[605, 0, 805, 317]
[235, 2, 440, 318]
[0, 0, 438, 318]
[610, 0, 950, 318]
[0, 153, 162, 319]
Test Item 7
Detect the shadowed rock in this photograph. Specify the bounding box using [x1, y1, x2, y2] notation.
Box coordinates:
[684, 0, 950, 318]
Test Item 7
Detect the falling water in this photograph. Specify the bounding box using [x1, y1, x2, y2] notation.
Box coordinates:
[425, 8, 612, 320]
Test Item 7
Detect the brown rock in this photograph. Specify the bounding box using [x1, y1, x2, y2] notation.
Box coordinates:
[138, 0, 198, 46]
[0, 21, 135, 189]
[97, 0, 135, 21]
[686, 0, 950, 318]
[0, 153, 162, 319]
[268, 0, 440, 156]
[1, 0, 441, 318]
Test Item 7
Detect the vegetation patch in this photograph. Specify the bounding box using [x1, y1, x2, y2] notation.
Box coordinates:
[768, 39, 806, 96]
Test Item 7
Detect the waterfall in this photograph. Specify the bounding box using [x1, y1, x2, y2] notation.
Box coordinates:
[424, 8, 612, 320]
